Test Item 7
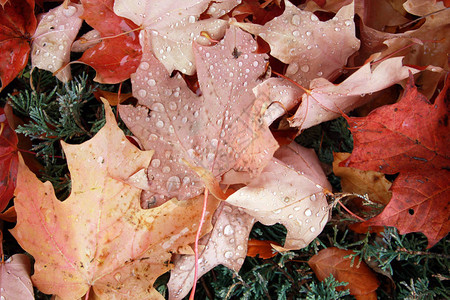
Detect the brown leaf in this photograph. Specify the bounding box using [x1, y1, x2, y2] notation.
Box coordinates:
[308, 247, 380, 297]
[246, 239, 280, 259]
[333, 152, 392, 205]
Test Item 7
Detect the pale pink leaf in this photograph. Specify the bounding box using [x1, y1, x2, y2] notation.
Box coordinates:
[232, 1, 360, 87]
[120, 27, 278, 205]
[114, 0, 235, 74]
[167, 203, 255, 300]
[31, 3, 83, 82]
[289, 57, 420, 129]
[226, 143, 331, 250]
[0, 254, 34, 299]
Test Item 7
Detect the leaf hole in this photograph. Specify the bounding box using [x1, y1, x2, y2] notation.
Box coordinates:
[408, 209, 414, 215]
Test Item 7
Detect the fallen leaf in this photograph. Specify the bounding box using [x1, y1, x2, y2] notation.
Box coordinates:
[0, 253, 34, 299]
[0, 107, 18, 212]
[167, 203, 255, 300]
[341, 74, 449, 173]
[226, 142, 331, 250]
[308, 247, 380, 298]
[93, 89, 133, 106]
[31, 3, 84, 82]
[289, 57, 419, 130]
[114, 0, 230, 75]
[77, 0, 142, 83]
[232, 1, 360, 87]
[342, 74, 450, 248]
[333, 152, 392, 206]
[363, 169, 450, 248]
[11, 101, 218, 299]
[246, 239, 280, 259]
[120, 27, 278, 205]
[0, 0, 36, 90]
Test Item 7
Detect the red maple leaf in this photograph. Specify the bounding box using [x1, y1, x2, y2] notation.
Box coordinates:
[341, 74, 450, 248]
[77, 0, 142, 84]
[0, 0, 36, 90]
[0, 107, 19, 212]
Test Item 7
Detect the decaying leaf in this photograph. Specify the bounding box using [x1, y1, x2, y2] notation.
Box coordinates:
[333, 152, 392, 206]
[308, 247, 380, 298]
[11, 101, 219, 299]
[31, 3, 84, 82]
[120, 27, 278, 205]
[233, 1, 360, 86]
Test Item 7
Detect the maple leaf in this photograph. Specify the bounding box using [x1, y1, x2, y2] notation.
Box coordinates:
[114, 0, 230, 75]
[31, 3, 84, 82]
[226, 142, 331, 250]
[167, 203, 255, 300]
[0, 107, 18, 212]
[77, 0, 142, 84]
[308, 247, 380, 298]
[168, 142, 330, 298]
[120, 27, 278, 204]
[0, 254, 34, 299]
[333, 152, 392, 206]
[342, 74, 450, 247]
[10, 101, 219, 299]
[0, 0, 36, 90]
[232, 1, 360, 87]
[357, 0, 449, 98]
[259, 57, 419, 129]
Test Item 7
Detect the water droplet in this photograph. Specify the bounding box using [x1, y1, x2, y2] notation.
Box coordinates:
[301, 65, 310, 72]
[286, 63, 299, 75]
[224, 251, 233, 258]
[162, 166, 171, 173]
[151, 159, 161, 168]
[288, 214, 294, 219]
[304, 209, 312, 216]
[253, 61, 259, 67]
[140, 62, 150, 70]
[211, 139, 218, 147]
[167, 176, 181, 191]
[169, 102, 177, 110]
[63, 5, 77, 17]
[224, 225, 234, 236]
[306, 31, 312, 36]
[334, 27, 341, 31]
[310, 226, 316, 232]
[148, 79, 156, 86]
[156, 120, 164, 128]
[310, 14, 319, 21]
[292, 30, 300, 37]
[138, 89, 147, 97]
[274, 209, 282, 214]
[152, 103, 165, 112]
[283, 197, 290, 203]
[310, 194, 316, 201]
[182, 176, 190, 185]
[188, 15, 196, 23]
[181, 116, 187, 123]
[294, 206, 301, 211]
[114, 272, 121, 282]
[317, 71, 323, 76]
[345, 20, 352, 26]
[291, 14, 301, 25]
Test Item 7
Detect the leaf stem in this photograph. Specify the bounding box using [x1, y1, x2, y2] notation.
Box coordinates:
[189, 188, 209, 300]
